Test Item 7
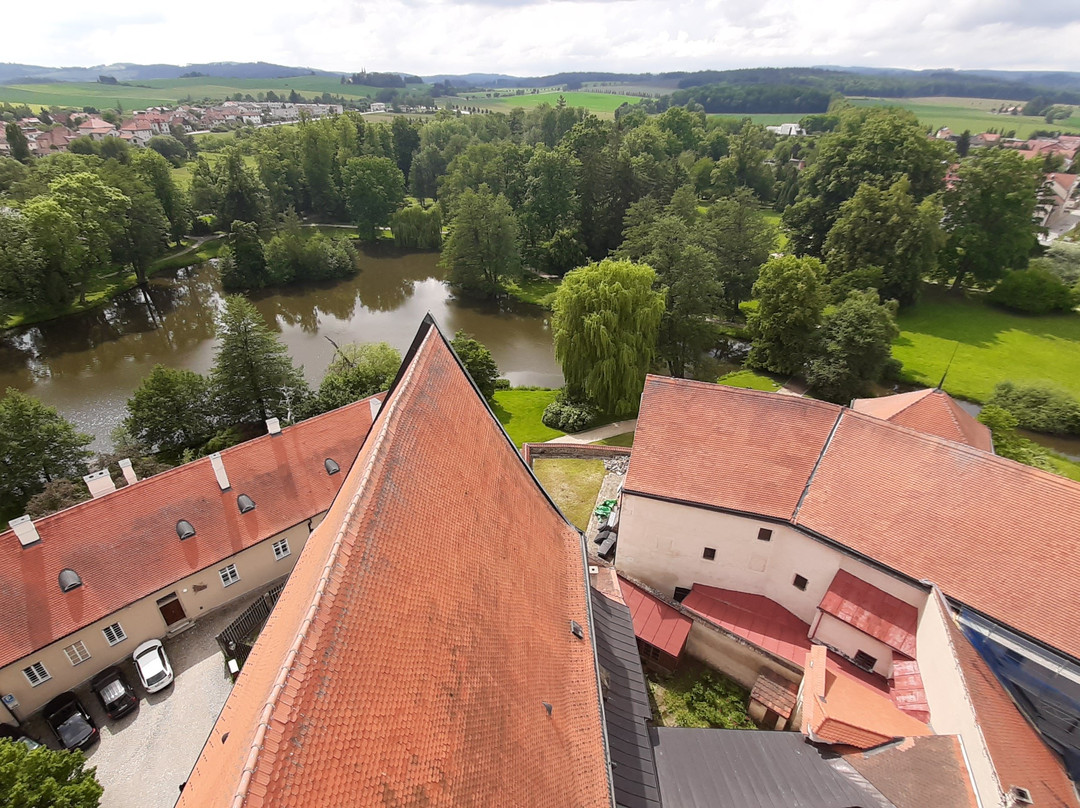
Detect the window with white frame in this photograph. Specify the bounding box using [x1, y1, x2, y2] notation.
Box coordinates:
[102, 622, 127, 646]
[23, 661, 50, 687]
[64, 640, 92, 666]
[219, 564, 240, 587]
[272, 538, 290, 561]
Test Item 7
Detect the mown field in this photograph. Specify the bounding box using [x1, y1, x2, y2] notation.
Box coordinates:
[0, 76, 430, 111]
[459, 91, 643, 115]
[849, 96, 1080, 138]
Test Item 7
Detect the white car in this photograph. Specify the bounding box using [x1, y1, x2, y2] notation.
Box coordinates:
[133, 640, 174, 693]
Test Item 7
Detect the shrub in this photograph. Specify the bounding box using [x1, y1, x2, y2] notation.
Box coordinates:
[542, 396, 598, 433]
[987, 267, 1075, 314]
[190, 214, 216, 236]
[988, 381, 1080, 435]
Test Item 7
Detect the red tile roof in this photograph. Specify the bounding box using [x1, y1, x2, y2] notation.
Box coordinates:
[177, 324, 612, 808]
[936, 590, 1079, 808]
[627, 381, 1080, 662]
[818, 570, 918, 657]
[844, 735, 979, 808]
[627, 377, 841, 520]
[0, 398, 378, 669]
[618, 577, 691, 658]
[851, 388, 992, 451]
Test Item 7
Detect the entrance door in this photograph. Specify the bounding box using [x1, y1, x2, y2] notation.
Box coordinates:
[157, 593, 186, 626]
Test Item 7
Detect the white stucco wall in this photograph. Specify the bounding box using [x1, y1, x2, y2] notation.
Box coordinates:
[811, 612, 894, 677]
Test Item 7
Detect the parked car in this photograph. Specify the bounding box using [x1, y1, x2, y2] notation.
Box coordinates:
[43, 693, 99, 751]
[133, 639, 174, 693]
[90, 666, 139, 719]
[0, 723, 42, 750]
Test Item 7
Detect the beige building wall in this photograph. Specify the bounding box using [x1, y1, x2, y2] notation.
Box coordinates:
[916, 591, 1002, 807]
[0, 516, 324, 718]
[811, 612, 894, 678]
[617, 494, 927, 628]
[684, 616, 802, 691]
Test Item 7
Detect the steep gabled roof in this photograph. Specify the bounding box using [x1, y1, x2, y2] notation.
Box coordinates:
[818, 570, 918, 657]
[177, 322, 612, 808]
[851, 389, 992, 452]
[0, 397, 379, 669]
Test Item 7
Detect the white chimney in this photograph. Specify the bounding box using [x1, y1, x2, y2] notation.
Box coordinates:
[266, 417, 281, 435]
[9, 515, 41, 548]
[118, 458, 138, 486]
[209, 452, 231, 491]
[369, 398, 382, 420]
[83, 469, 117, 499]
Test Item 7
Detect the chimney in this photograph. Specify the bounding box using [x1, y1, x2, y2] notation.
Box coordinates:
[209, 452, 231, 491]
[369, 398, 382, 421]
[265, 417, 281, 435]
[118, 458, 138, 486]
[84, 469, 117, 498]
[9, 515, 41, 548]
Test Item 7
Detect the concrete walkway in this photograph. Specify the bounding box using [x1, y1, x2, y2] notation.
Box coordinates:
[546, 419, 637, 445]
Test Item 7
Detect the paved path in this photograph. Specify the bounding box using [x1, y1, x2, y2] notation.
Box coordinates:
[545, 419, 637, 445]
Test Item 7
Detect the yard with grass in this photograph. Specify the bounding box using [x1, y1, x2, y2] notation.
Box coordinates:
[532, 459, 607, 530]
[462, 91, 643, 116]
[493, 389, 563, 445]
[647, 659, 756, 729]
[503, 273, 560, 308]
[717, 369, 783, 392]
[849, 96, 1080, 138]
[596, 432, 635, 447]
[893, 288, 1080, 403]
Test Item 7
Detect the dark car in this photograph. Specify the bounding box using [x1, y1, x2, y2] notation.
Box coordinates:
[43, 692, 99, 751]
[0, 722, 42, 750]
[90, 666, 139, 720]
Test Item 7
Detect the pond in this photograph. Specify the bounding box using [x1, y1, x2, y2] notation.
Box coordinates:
[0, 248, 562, 449]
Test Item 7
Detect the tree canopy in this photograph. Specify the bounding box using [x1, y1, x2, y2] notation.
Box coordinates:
[450, 331, 500, 402]
[314, 342, 401, 413]
[746, 255, 826, 377]
[440, 185, 520, 296]
[124, 365, 216, 460]
[805, 290, 900, 402]
[0, 739, 103, 808]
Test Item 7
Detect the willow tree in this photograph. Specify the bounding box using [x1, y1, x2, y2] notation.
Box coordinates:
[552, 259, 665, 415]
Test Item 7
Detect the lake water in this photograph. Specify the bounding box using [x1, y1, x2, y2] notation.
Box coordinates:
[0, 248, 562, 450]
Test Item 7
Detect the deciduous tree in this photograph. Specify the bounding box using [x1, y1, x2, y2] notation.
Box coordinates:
[450, 331, 500, 401]
[805, 290, 900, 403]
[341, 156, 405, 240]
[440, 185, 520, 296]
[747, 255, 825, 376]
[0, 737, 104, 808]
[124, 365, 216, 459]
[314, 342, 401, 413]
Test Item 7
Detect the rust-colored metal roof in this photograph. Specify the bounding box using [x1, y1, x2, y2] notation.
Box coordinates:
[851, 388, 992, 452]
[683, 584, 812, 666]
[819, 570, 918, 657]
[618, 577, 691, 659]
[177, 323, 612, 808]
[0, 397, 380, 669]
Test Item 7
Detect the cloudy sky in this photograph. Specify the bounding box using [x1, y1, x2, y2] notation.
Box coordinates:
[6, 0, 1080, 75]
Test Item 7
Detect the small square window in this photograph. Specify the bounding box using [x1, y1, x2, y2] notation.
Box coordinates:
[23, 661, 50, 687]
[102, 622, 127, 646]
[793, 574, 808, 591]
[219, 564, 240, 587]
[272, 538, 291, 561]
[64, 640, 92, 666]
[757, 528, 773, 542]
[853, 651, 878, 671]
[673, 586, 691, 603]
[703, 547, 716, 561]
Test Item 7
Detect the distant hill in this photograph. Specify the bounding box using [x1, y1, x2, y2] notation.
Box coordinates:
[0, 61, 343, 84]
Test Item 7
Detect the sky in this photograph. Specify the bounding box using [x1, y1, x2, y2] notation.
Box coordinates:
[5, 0, 1080, 76]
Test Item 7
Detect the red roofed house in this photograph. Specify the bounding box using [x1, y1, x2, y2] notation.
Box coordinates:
[177, 320, 612, 807]
[614, 376, 1080, 807]
[120, 119, 154, 147]
[0, 396, 381, 723]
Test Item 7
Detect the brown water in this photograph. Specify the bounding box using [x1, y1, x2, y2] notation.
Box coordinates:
[0, 248, 561, 449]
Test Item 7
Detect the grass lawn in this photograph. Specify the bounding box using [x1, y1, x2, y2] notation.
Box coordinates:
[758, 208, 789, 251]
[493, 389, 564, 446]
[718, 369, 783, 392]
[504, 273, 560, 309]
[596, 432, 635, 447]
[647, 659, 756, 729]
[1047, 454, 1080, 483]
[849, 96, 1080, 138]
[893, 288, 1080, 402]
[462, 91, 642, 116]
[532, 459, 607, 530]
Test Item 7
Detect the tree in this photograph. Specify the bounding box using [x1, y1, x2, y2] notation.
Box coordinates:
[0, 738, 104, 807]
[552, 259, 665, 414]
[211, 296, 310, 425]
[0, 209, 44, 310]
[938, 149, 1043, 290]
[4, 122, 31, 164]
[20, 198, 81, 308]
[124, 365, 215, 459]
[391, 117, 421, 181]
[746, 255, 825, 376]
[315, 342, 401, 413]
[978, 404, 1053, 471]
[389, 204, 442, 250]
[696, 188, 777, 312]
[450, 331, 500, 401]
[146, 134, 189, 166]
[0, 389, 92, 518]
[518, 146, 582, 269]
[220, 221, 267, 290]
[25, 477, 91, 518]
[216, 149, 269, 230]
[98, 162, 169, 284]
[131, 149, 190, 245]
[805, 290, 900, 403]
[341, 156, 406, 240]
[440, 185, 520, 296]
[47, 172, 129, 302]
[823, 178, 943, 306]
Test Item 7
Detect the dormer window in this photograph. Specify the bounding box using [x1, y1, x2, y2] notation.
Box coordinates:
[58, 569, 82, 592]
[177, 520, 196, 540]
[237, 494, 256, 513]
[324, 458, 340, 475]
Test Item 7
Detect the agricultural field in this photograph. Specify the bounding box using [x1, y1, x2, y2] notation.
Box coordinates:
[458, 90, 643, 116]
[849, 96, 1080, 138]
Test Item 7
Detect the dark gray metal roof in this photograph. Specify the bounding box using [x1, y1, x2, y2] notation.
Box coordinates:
[651, 727, 897, 808]
[590, 587, 662, 808]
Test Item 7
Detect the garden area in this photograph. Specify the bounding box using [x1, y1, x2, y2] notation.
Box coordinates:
[532, 458, 607, 531]
[647, 659, 756, 730]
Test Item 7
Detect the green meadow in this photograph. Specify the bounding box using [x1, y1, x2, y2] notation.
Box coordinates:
[849, 96, 1080, 138]
[460, 91, 643, 115]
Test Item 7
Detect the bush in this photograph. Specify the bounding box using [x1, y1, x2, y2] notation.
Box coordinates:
[542, 396, 598, 433]
[190, 214, 216, 236]
[987, 267, 1076, 314]
[989, 381, 1080, 435]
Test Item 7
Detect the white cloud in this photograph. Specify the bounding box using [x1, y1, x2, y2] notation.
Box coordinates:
[3, 0, 1080, 75]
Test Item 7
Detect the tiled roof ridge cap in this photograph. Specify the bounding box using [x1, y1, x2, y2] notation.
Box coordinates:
[0, 394, 381, 540]
[227, 339, 427, 808]
[647, 373, 842, 411]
